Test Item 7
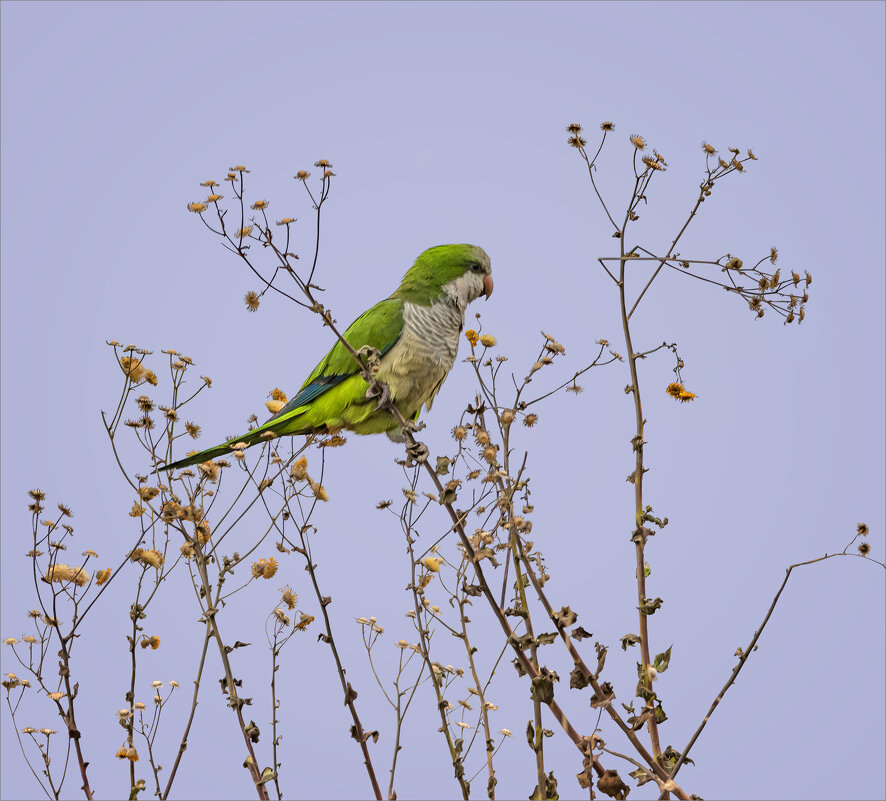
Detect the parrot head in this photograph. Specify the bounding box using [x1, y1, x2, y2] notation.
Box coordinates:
[394, 244, 492, 308]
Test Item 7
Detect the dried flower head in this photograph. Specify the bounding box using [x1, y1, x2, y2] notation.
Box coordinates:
[245, 291, 260, 312]
[422, 556, 442, 573]
[568, 135, 587, 148]
[187, 202, 207, 213]
[120, 355, 146, 382]
[250, 200, 269, 210]
[234, 226, 253, 238]
[295, 613, 314, 631]
[95, 568, 112, 586]
[857, 523, 869, 536]
[314, 159, 332, 168]
[140, 635, 161, 650]
[630, 134, 646, 150]
[251, 557, 279, 580]
[273, 608, 290, 626]
[858, 542, 871, 556]
[523, 413, 538, 427]
[131, 549, 165, 569]
[281, 586, 297, 609]
[45, 564, 90, 587]
[479, 334, 497, 348]
[600, 121, 615, 132]
[290, 456, 309, 481]
[566, 123, 583, 133]
[294, 170, 311, 181]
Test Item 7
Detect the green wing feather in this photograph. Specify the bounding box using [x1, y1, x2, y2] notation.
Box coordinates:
[160, 298, 405, 471]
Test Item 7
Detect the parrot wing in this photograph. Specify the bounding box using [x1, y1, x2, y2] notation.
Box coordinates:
[268, 296, 405, 421]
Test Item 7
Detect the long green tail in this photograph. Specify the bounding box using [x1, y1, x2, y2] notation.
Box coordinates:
[160, 420, 287, 472]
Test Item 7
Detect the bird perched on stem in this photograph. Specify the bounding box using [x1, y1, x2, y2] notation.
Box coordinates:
[161, 244, 492, 471]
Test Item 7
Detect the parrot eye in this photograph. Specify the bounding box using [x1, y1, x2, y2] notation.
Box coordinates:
[470, 262, 482, 272]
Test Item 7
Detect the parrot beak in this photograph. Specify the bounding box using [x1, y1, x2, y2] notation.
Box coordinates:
[483, 274, 494, 300]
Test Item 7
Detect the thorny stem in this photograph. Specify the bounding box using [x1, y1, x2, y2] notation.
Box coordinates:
[192, 552, 269, 799]
[457, 593, 496, 799]
[385, 647, 425, 800]
[56, 647, 92, 800]
[289, 522, 383, 801]
[662, 547, 885, 794]
[162, 623, 211, 799]
[269, 624, 286, 801]
[402, 500, 471, 801]
[617, 215, 663, 765]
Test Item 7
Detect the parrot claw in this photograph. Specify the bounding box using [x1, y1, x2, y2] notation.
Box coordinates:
[365, 377, 392, 408]
[405, 440, 429, 466]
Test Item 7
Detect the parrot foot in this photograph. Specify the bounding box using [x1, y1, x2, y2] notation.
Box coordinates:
[405, 440, 429, 466]
[365, 378, 391, 410]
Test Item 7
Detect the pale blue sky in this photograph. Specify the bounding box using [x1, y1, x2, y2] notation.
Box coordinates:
[2, 2, 884, 799]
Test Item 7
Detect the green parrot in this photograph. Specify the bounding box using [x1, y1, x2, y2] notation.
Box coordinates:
[161, 244, 493, 471]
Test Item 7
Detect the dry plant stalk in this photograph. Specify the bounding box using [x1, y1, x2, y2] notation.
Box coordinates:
[3, 128, 881, 801]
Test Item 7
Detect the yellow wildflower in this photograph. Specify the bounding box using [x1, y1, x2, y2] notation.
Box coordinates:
[95, 568, 112, 586]
[465, 329, 479, 346]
